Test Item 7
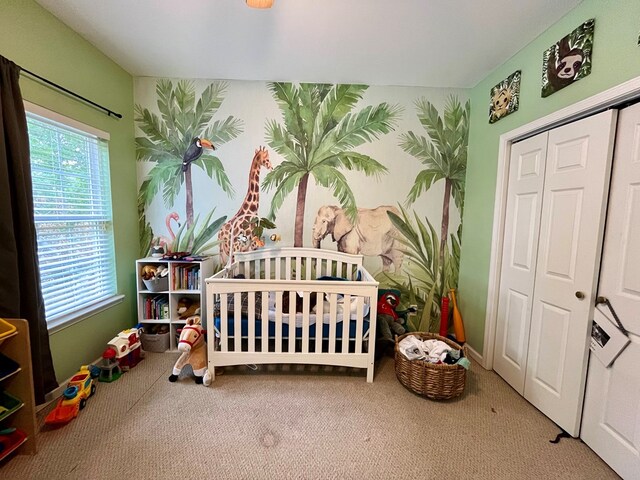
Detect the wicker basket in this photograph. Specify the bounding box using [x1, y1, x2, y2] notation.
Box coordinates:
[394, 332, 468, 400]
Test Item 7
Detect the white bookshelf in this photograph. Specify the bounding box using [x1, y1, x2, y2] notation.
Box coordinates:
[135, 257, 215, 351]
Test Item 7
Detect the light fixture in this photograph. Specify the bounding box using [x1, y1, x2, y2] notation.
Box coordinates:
[246, 0, 273, 8]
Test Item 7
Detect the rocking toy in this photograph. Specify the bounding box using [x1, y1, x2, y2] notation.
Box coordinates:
[169, 316, 212, 386]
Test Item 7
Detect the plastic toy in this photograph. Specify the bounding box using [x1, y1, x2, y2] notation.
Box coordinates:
[103, 327, 143, 371]
[169, 316, 211, 385]
[439, 294, 450, 337]
[97, 347, 122, 383]
[44, 365, 99, 426]
[450, 289, 466, 343]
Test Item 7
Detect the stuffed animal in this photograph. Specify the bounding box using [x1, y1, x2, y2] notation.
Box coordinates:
[140, 264, 168, 280]
[376, 290, 406, 349]
[169, 316, 211, 385]
[177, 297, 200, 320]
[141, 265, 157, 280]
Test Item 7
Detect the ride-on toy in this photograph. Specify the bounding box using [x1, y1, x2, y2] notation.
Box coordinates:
[44, 365, 99, 426]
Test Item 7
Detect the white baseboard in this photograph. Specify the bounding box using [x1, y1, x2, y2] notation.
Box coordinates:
[38, 356, 103, 413]
[466, 344, 487, 370]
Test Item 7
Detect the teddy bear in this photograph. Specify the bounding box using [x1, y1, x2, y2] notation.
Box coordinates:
[177, 297, 201, 320]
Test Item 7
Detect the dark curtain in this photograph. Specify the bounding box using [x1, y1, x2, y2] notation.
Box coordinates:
[0, 56, 58, 404]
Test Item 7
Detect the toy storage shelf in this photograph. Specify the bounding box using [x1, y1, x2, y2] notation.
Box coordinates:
[136, 257, 214, 352]
[0, 318, 37, 462]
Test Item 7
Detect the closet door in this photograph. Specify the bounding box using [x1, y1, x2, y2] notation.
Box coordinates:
[493, 132, 548, 393]
[581, 103, 640, 479]
[524, 110, 617, 437]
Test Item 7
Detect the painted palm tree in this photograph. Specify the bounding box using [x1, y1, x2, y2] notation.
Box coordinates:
[262, 82, 401, 246]
[400, 95, 469, 290]
[136, 79, 243, 227]
[380, 207, 462, 332]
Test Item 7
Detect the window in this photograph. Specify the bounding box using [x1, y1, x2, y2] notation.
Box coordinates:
[26, 103, 119, 331]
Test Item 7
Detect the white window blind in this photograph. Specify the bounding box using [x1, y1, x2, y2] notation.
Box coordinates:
[26, 109, 117, 328]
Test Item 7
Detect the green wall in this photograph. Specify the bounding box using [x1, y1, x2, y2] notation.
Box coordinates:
[0, 0, 138, 381]
[458, 0, 640, 355]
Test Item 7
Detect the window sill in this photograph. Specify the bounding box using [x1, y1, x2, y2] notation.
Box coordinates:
[47, 294, 125, 334]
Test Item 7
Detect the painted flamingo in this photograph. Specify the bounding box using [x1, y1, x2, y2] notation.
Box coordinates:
[155, 212, 180, 253]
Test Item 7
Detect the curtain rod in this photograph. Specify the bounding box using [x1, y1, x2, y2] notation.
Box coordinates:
[19, 66, 122, 119]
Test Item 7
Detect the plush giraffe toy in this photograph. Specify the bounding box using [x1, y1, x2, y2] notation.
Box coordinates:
[169, 316, 211, 386]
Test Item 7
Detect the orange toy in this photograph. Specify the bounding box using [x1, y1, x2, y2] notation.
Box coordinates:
[45, 365, 98, 426]
[450, 288, 466, 343]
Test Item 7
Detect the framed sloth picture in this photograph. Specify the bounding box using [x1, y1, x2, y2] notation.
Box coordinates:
[541, 18, 595, 97]
[489, 70, 521, 123]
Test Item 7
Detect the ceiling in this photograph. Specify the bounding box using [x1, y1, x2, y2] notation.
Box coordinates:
[35, 0, 583, 88]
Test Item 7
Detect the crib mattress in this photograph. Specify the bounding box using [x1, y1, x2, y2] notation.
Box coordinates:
[214, 316, 370, 340]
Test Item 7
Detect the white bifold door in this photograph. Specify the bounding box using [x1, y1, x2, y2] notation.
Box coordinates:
[494, 110, 617, 436]
[581, 103, 640, 479]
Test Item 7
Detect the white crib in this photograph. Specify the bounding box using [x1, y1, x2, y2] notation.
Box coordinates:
[205, 247, 379, 382]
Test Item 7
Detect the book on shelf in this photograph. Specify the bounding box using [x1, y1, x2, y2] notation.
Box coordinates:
[144, 295, 169, 320]
[173, 264, 201, 290]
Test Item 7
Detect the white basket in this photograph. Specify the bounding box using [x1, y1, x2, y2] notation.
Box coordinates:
[143, 276, 169, 292]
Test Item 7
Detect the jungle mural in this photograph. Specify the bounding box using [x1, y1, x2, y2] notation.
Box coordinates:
[311, 205, 404, 273]
[135, 79, 241, 256]
[135, 77, 469, 333]
[217, 146, 273, 264]
[262, 83, 401, 247]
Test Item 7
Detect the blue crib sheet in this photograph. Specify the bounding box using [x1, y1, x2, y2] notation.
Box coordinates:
[214, 317, 370, 340]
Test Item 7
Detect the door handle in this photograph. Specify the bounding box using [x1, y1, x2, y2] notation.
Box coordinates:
[575, 291, 585, 300]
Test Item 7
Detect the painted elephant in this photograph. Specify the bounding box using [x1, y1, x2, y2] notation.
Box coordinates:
[311, 205, 404, 273]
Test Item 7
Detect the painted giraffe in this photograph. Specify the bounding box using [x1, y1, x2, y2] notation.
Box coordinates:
[218, 146, 272, 264]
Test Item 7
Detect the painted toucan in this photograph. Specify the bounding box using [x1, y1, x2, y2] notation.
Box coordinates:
[181, 137, 215, 172]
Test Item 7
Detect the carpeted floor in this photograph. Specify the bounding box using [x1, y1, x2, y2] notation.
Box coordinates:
[0, 353, 619, 480]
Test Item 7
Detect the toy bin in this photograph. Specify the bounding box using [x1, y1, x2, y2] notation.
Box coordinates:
[141, 331, 170, 352]
[0, 353, 20, 381]
[394, 332, 467, 400]
[0, 318, 17, 346]
[0, 390, 24, 421]
[142, 276, 169, 292]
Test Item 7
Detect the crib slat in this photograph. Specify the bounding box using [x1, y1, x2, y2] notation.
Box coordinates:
[254, 259, 260, 280]
[302, 292, 310, 353]
[275, 257, 281, 280]
[288, 291, 296, 352]
[315, 293, 324, 353]
[234, 292, 241, 351]
[275, 292, 283, 353]
[355, 296, 364, 354]
[285, 257, 291, 281]
[243, 261, 250, 278]
[265, 258, 271, 280]
[248, 291, 255, 352]
[328, 293, 337, 353]
[261, 291, 269, 352]
[336, 261, 342, 279]
[305, 257, 312, 280]
[221, 293, 228, 352]
[295, 257, 302, 281]
[342, 294, 351, 353]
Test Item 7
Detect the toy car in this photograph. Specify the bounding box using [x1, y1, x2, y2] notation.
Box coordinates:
[44, 365, 99, 426]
